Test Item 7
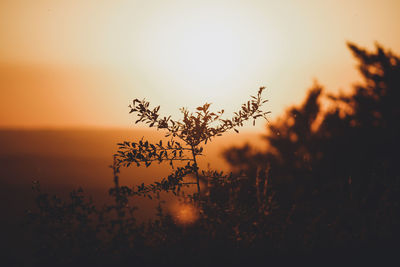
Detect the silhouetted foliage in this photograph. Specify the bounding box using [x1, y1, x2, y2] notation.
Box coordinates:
[112, 87, 269, 198]
[224, 42, 400, 251]
[26, 43, 400, 266]
[26, 88, 270, 266]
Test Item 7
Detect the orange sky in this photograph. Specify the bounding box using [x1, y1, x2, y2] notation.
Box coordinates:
[1, 0, 399, 130]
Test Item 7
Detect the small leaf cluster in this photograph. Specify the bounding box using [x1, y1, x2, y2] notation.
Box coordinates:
[128, 87, 269, 146]
[114, 139, 199, 170]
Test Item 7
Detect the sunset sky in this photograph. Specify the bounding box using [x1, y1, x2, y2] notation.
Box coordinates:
[1, 0, 399, 130]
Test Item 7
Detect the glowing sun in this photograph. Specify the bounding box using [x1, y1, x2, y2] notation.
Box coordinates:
[135, 3, 276, 105]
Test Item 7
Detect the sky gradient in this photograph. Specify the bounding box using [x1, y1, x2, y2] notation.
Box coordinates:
[1, 0, 399, 129]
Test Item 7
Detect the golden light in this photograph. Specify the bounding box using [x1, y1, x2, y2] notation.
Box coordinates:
[176, 23, 241, 85]
[171, 202, 199, 225]
[3, 1, 400, 128]
[133, 2, 278, 107]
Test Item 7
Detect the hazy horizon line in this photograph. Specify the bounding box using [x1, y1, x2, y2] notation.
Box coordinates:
[0, 125, 265, 134]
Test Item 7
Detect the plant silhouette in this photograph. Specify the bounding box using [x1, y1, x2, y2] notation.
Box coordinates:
[112, 87, 269, 198]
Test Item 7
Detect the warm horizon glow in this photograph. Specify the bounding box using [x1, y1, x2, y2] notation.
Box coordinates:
[1, 0, 400, 129]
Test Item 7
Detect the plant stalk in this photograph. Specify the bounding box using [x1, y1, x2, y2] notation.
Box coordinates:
[191, 145, 201, 196]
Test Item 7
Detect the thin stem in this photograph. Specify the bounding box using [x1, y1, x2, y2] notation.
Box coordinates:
[191, 145, 201, 196]
[112, 155, 119, 189]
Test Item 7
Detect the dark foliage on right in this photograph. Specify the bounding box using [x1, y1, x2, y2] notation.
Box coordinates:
[224, 42, 400, 254]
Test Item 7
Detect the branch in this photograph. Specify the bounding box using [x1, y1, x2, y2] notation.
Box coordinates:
[109, 162, 198, 198]
[114, 139, 201, 169]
